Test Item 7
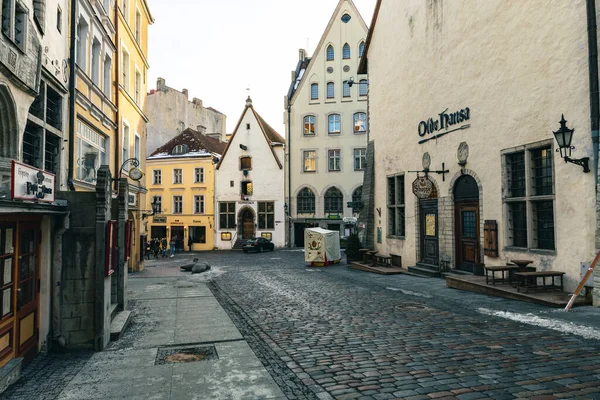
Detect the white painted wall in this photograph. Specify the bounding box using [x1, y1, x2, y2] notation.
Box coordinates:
[215, 103, 285, 248]
[367, 0, 596, 292]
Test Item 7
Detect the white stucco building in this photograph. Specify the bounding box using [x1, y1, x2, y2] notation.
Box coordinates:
[360, 0, 600, 303]
[145, 78, 226, 156]
[284, 0, 369, 247]
[215, 97, 285, 249]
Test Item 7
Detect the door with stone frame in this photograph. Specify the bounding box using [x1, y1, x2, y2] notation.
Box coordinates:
[453, 175, 481, 273]
[419, 199, 439, 266]
[239, 209, 255, 239]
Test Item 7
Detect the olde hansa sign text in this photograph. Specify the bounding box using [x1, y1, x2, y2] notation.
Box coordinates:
[418, 107, 471, 144]
[11, 160, 56, 203]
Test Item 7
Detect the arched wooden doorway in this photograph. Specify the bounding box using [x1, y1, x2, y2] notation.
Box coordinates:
[238, 207, 255, 239]
[453, 175, 480, 273]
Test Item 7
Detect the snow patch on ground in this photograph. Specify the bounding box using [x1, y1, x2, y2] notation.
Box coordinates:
[187, 266, 228, 282]
[386, 287, 432, 298]
[477, 308, 600, 340]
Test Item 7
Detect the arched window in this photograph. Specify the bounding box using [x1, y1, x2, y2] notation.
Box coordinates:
[303, 115, 316, 135]
[343, 81, 351, 97]
[171, 144, 189, 155]
[359, 79, 368, 96]
[328, 114, 341, 134]
[352, 186, 363, 213]
[353, 112, 367, 132]
[324, 187, 343, 213]
[297, 187, 315, 214]
[343, 43, 350, 59]
[327, 82, 334, 98]
[326, 45, 334, 61]
[359, 41, 365, 57]
[310, 83, 318, 100]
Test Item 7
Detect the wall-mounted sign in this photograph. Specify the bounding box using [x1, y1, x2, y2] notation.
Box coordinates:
[412, 176, 434, 199]
[238, 201, 255, 205]
[153, 217, 167, 223]
[418, 108, 471, 144]
[11, 161, 56, 203]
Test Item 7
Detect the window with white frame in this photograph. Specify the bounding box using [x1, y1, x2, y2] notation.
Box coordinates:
[135, 70, 141, 104]
[135, 10, 141, 43]
[359, 79, 368, 96]
[173, 195, 182, 214]
[134, 133, 140, 162]
[328, 149, 340, 171]
[303, 115, 315, 135]
[343, 43, 350, 59]
[153, 169, 161, 184]
[326, 45, 334, 61]
[103, 55, 112, 96]
[194, 195, 205, 214]
[152, 195, 162, 213]
[328, 114, 340, 134]
[310, 83, 318, 100]
[122, 122, 129, 168]
[503, 144, 555, 250]
[387, 175, 405, 237]
[76, 120, 107, 184]
[121, 49, 129, 91]
[76, 17, 88, 70]
[91, 39, 101, 85]
[173, 168, 182, 184]
[258, 202, 274, 229]
[303, 151, 316, 172]
[354, 112, 367, 133]
[327, 82, 334, 99]
[195, 167, 204, 183]
[354, 148, 366, 170]
[343, 81, 351, 98]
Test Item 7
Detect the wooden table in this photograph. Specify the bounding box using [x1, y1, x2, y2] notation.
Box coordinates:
[510, 259, 534, 272]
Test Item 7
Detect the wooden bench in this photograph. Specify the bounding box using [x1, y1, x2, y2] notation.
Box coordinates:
[375, 254, 392, 268]
[485, 265, 520, 285]
[514, 271, 565, 293]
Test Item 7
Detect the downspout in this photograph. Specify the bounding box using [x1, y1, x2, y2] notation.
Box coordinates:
[114, 3, 121, 191]
[67, 0, 77, 189]
[587, 0, 599, 187]
[287, 99, 292, 248]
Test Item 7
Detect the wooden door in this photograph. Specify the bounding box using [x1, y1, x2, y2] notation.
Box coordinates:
[455, 202, 479, 273]
[15, 223, 40, 364]
[241, 209, 254, 239]
[419, 199, 439, 266]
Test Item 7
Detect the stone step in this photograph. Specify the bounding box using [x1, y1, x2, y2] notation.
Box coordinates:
[408, 264, 441, 277]
[0, 358, 22, 394]
[110, 310, 132, 341]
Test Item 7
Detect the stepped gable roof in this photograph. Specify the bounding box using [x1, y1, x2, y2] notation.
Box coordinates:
[148, 128, 226, 158]
[216, 98, 285, 170]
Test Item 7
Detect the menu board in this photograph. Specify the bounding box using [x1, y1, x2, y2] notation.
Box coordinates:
[3, 258, 11, 285]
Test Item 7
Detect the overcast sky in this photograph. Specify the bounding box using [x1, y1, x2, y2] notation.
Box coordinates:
[147, 0, 376, 135]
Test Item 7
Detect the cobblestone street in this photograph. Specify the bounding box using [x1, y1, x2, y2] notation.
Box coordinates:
[3, 250, 600, 399]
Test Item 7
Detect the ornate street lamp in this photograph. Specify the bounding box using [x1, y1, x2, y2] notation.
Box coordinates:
[552, 115, 590, 173]
[142, 197, 160, 220]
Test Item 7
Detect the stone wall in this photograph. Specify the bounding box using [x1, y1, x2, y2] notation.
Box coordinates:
[358, 141, 375, 249]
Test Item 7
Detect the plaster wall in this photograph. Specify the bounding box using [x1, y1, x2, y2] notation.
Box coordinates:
[368, 0, 596, 292]
[286, 0, 368, 224]
[215, 107, 285, 248]
[146, 80, 226, 156]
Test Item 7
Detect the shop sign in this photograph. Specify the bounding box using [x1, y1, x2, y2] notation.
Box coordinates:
[238, 201, 254, 205]
[328, 214, 341, 220]
[343, 217, 357, 223]
[412, 176, 434, 199]
[418, 107, 471, 144]
[11, 161, 55, 203]
[153, 216, 167, 223]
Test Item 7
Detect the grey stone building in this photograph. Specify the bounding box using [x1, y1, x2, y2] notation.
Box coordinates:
[145, 78, 227, 156]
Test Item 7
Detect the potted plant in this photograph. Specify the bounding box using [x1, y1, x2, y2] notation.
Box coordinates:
[345, 233, 361, 264]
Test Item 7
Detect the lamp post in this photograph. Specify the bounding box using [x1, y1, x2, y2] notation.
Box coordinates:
[552, 115, 590, 173]
[142, 197, 160, 220]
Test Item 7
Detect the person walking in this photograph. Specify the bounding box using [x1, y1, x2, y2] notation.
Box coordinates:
[169, 237, 176, 257]
[188, 236, 193, 252]
[161, 237, 168, 258]
[145, 240, 152, 260]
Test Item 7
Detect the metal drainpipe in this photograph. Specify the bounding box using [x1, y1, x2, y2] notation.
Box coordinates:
[114, 3, 121, 191]
[587, 0, 599, 187]
[67, 0, 77, 189]
[287, 100, 292, 248]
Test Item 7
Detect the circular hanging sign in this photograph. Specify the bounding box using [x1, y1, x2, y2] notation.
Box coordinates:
[129, 167, 144, 181]
[412, 176, 434, 199]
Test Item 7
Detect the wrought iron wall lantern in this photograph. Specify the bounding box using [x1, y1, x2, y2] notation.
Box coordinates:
[552, 115, 590, 173]
[142, 197, 160, 220]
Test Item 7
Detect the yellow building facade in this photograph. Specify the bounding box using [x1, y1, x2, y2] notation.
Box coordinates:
[146, 129, 225, 252]
[117, 0, 153, 270]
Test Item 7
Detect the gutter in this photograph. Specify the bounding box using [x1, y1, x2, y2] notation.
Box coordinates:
[67, 0, 77, 189]
[114, 4, 121, 191]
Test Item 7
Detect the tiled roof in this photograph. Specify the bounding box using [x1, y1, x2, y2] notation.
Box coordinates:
[252, 109, 285, 144]
[149, 128, 226, 157]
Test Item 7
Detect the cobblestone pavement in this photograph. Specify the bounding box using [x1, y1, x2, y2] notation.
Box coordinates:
[204, 250, 600, 400]
[4, 250, 600, 399]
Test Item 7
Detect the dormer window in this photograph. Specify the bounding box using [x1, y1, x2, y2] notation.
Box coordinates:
[172, 144, 189, 155]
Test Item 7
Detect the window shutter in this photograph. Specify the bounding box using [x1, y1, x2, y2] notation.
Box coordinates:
[484, 220, 498, 257]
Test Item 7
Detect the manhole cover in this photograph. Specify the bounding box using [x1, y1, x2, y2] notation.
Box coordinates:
[155, 345, 218, 365]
